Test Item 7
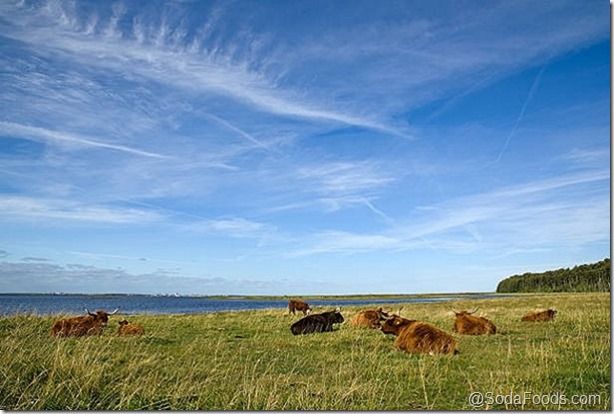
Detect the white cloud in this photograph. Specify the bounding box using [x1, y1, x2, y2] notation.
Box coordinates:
[0, 196, 162, 224]
[183, 217, 276, 239]
[0, 260, 337, 295]
[288, 170, 609, 256]
[0, 1, 409, 137]
[298, 162, 395, 195]
[0, 121, 171, 159]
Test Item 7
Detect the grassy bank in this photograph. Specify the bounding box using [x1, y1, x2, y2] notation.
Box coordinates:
[0, 292, 609, 410]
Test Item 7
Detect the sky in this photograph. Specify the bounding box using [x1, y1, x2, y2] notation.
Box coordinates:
[0, 0, 610, 295]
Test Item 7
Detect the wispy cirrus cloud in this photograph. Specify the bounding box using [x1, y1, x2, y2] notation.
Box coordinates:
[289, 169, 609, 256]
[184, 217, 276, 239]
[297, 162, 395, 195]
[0, 121, 171, 159]
[0, 196, 161, 224]
[0, 1, 408, 138]
[0, 1, 608, 294]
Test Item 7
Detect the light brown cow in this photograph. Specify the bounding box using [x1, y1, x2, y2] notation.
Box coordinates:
[51, 308, 118, 337]
[452, 308, 496, 335]
[350, 307, 390, 329]
[521, 309, 557, 322]
[381, 314, 458, 355]
[117, 319, 144, 336]
[288, 299, 311, 315]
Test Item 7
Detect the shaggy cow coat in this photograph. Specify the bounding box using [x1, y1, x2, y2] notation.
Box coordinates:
[521, 309, 557, 322]
[288, 299, 312, 315]
[51, 309, 116, 337]
[453, 311, 496, 335]
[291, 309, 344, 335]
[117, 320, 145, 336]
[350, 308, 390, 329]
[381, 315, 458, 355]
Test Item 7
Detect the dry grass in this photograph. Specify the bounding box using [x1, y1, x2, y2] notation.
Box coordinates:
[0, 292, 609, 410]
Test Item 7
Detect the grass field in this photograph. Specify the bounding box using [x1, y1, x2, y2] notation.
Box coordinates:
[0, 292, 610, 410]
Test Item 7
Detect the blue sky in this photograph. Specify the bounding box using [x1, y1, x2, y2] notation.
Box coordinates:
[0, 0, 609, 295]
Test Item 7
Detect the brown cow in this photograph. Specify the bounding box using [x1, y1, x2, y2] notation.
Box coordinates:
[381, 314, 458, 355]
[350, 307, 390, 329]
[50, 308, 118, 337]
[117, 319, 144, 336]
[288, 299, 311, 315]
[452, 308, 496, 335]
[521, 309, 557, 322]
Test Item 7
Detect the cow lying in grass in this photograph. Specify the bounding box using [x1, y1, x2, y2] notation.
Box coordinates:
[452, 309, 496, 335]
[117, 320, 144, 336]
[350, 307, 390, 329]
[381, 314, 458, 355]
[521, 309, 557, 322]
[291, 308, 344, 335]
[51, 308, 118, 337]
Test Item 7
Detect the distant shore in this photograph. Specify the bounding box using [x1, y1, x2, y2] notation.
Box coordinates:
[0, 291, 497, 299]
[0, 292, 515, 316]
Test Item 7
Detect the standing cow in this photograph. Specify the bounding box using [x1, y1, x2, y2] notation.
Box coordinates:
[521, 309, 557, 322]
[381, 314, 458, 355]
[350, 308, 390, 329]
[452, 309, 496, 335]
[51, 308, 118, 337]
[290, 308, 344, 335]
[288, 299, 312, 315]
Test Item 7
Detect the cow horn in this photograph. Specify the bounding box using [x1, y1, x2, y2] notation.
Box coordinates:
[335, 306, 341, 312]
[109, 308, 119, 315]
[85, 308, 95, 316]
[470, 308, 479, 314]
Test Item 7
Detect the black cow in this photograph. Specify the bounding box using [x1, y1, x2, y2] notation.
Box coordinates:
[290, 308, 344, 335]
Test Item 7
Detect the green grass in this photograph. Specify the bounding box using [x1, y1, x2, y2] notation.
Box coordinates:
[0, 293, 609, 410]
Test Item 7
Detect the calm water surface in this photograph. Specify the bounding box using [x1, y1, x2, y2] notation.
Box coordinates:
[0, 293, 504, 315]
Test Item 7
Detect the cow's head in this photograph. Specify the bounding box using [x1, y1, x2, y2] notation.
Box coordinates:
[549, 309, 558, 317]
[380, 314, 411, 335]
[85, 308, 118, 326]
[376, 307, 390, 321]
[332, 307, 344, 323]
[452, 308, 478, 318]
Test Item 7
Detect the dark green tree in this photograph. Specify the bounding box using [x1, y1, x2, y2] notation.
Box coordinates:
[496, 258, 611, 293]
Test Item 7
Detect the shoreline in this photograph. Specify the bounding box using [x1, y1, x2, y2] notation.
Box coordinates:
[0, 292, 596, 317]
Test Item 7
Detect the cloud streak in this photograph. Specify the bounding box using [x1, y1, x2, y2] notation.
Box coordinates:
[495, 65, 546, 162]
[0, 196, 162, 224]
[289, 169, 609, 256]
[1, 121, 171, 159]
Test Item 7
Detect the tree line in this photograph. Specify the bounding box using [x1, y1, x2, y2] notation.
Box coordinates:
[496, 258, 611, 293]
